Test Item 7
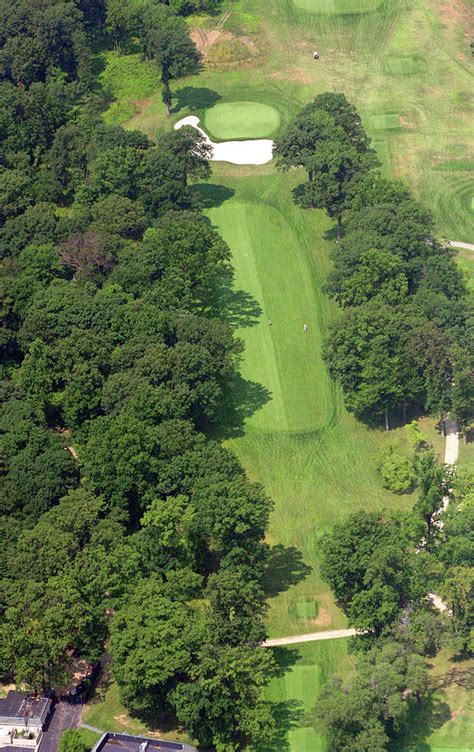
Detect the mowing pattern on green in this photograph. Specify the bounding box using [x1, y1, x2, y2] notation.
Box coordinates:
[203, 101, 280, 140]
[293, 0, 382, 13]
[266, 640, 352, 751]
[207, 200, 333, 433]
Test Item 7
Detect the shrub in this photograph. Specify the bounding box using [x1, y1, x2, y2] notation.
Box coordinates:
[377, 445, 415, 493]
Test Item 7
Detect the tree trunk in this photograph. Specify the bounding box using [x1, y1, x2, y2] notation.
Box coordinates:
[402, 399, 407, 423]
[336, 215, 342, 244]
[161, 67, 172, 115]
[384, 408, 389, 431]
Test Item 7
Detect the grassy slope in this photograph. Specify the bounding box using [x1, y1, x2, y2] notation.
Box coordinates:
[82, 679, 196, 747]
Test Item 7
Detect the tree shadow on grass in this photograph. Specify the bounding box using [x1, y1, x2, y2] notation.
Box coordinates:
[192, 183, 235, 209]
[389, 692, 452, 751]
[254, 649, 305, 752]
[263, 543, 312, 598]
[208, 373, 271, 440]
[207, 263, 262, 329]
[254, 699, 305, 752]
[173, 86, 221, 113]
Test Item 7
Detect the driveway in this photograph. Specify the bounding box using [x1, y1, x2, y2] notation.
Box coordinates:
[39, 701, 82, 752]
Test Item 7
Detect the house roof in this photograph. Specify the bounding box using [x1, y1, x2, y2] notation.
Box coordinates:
[91, 732, 196, 752]
[0, 692, 51, 726]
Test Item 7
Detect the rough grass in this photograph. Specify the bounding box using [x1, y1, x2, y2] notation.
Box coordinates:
[76, 728, 101, 750]
[203, 101, 280, 139]
[393, 651, 474, 752]
[292, 0, 383, 13]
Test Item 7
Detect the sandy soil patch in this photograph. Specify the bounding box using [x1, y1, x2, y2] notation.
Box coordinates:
[313, 607, 332, 627]
[435, 0, 473, 31]
[271, 66, 313, 84]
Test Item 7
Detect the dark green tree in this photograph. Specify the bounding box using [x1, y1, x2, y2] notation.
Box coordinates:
[140, 5, 200, 115]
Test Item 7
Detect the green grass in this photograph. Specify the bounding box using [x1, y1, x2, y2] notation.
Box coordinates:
[266, 639, 354, 751]
[76, 728, 101, 750]
[207, 197, 333, 433]
[292, 0, 382, 13]
[203, 101, 280, 140]
[83, 680, 195, 746]
[205, 167, 416, 637]
[393, 651, 474, 752]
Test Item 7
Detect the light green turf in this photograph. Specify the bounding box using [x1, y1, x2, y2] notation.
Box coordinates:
[293, 0, 382, 13]
[207, 199, 333, 433]
[203, 101, 280, 140]
[266, 640, 354, 751]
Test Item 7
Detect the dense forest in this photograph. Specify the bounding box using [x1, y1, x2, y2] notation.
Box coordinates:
[0, 2, 278, 751]
[275, 94, 474, 751]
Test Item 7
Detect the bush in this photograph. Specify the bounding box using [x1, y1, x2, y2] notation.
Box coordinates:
[58, 729, 88, 752]
[377, 445, 415, 493]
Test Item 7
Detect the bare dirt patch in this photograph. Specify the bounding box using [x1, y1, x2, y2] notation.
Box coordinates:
[131, 97, 155, 115]
[435, 0, 474, 31]
[271, 66, 313, 84]
[191, 27, 222, 54]
[313, 607, 332, 627]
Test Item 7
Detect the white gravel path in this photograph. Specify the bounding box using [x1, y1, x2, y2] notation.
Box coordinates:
[263, 628, 357, 647]
[448, 240, 474, 251]
[174, 115, 273, 165]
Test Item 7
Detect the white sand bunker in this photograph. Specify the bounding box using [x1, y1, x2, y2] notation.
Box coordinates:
[174, 115, 273, 165]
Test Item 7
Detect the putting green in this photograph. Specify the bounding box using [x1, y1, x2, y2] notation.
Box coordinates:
[207, 200, 333, 433]
[293, 0, 382, 13]
[203, 101, 280, 140]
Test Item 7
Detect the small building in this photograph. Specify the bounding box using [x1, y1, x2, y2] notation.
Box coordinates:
[0, 691, 51, 751]
[91, 732, 196, 752]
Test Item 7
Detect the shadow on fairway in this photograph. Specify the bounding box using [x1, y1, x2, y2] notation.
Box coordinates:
[263, 544, 312, 598]
[207, 374, 271, 440]
[209, 264, 262, 329]
[262, 700, 305, 752]
[259, 649, 305, 752]
[173, 86, 221, 113]
[193, 183, 235, 208]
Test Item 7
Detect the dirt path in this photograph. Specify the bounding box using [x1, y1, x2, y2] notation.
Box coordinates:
[449, 240, 474, 251]
[263, 628, 357, 647]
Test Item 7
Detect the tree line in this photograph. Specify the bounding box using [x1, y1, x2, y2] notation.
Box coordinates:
[274, 93, 474, 431]
[275, 99, 473, 748]
[0, 3, 279, 751]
